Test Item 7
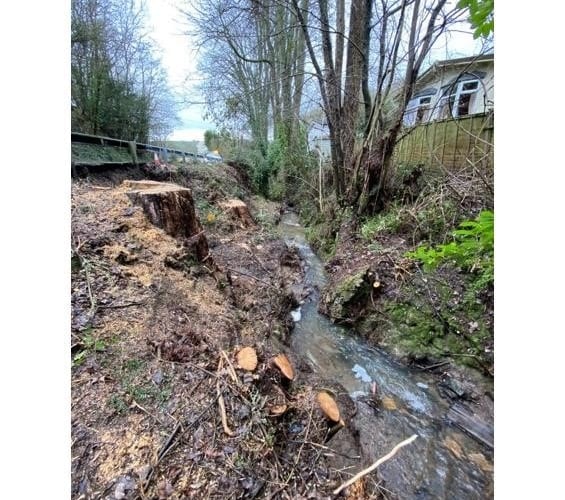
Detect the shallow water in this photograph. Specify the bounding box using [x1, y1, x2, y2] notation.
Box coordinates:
[278, 212, 493, 499]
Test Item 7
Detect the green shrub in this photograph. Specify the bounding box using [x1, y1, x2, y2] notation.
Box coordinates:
[360, 209, 402, 240]
[406, 210, 494, 290]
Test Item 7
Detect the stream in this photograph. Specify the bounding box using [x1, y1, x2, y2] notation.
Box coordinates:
[278, 212, 494, 499]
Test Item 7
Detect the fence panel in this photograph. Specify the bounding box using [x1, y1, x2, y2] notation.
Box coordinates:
[393, 112, 494, 172]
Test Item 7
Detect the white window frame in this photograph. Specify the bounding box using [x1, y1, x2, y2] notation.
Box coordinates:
[404, 95, 434, 126]
[437, 79, 480, 119]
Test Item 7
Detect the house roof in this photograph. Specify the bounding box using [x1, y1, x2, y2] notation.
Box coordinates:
[416, 52, 494, 87]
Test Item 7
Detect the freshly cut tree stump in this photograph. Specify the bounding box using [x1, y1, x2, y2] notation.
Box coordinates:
[220, 199, 255, 228]
[124, 180, 209, 261]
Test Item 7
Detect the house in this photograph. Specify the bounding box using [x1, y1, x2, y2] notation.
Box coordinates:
[307, 120, 332, 157]
[403, 53, 494, 127]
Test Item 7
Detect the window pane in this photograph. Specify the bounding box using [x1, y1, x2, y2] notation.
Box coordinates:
[462, 81, 478, 91]
[457, 93, 472, 116]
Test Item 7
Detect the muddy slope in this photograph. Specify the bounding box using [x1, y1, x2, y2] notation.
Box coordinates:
[71, 163, 386, 499]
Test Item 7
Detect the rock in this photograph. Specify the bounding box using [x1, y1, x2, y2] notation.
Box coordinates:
[151, 370, 164, 385]
[321, 268, 372, 320]
[108, 474, 136, 500]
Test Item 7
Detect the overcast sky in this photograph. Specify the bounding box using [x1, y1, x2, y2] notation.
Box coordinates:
[146, 0, 484, 142]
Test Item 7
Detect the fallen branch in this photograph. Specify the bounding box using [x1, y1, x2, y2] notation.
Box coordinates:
[226, 267, 274, 288]
[416, 360, 450, 371]
[220, 350, 241, 387]
[99, 300, 147, 310]
[332, 434, 418, 495]
[217, 357, 235, 436]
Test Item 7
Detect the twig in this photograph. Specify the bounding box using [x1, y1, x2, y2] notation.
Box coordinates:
[287, 440, 361, 460]
[332, 434, 418, 495]
[99, 300, 147, 310]
[131, 400, 166, 427]
[226, 267, 274, 288]
[220, 350, 241, 387]
[416, 360, 450, 371]
[141, 394, 218, 493]
[217, 357, 234, 436]
[448, 353, 493, 376]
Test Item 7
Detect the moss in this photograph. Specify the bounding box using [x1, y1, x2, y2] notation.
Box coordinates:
[304, 222, 337, 260]
[324, 270, 370, 320]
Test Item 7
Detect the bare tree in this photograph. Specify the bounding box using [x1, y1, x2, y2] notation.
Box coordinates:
[71, 0, 179, 141]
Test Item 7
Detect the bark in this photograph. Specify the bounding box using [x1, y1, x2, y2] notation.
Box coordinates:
[220, 199, 256, 228]
[124, 180, 209, 260]
[342, 0, 371, 171]
[355, 0, 448, 214]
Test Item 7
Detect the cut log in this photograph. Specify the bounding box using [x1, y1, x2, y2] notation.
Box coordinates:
[125, 180, 209, 261]
[220, 199, 255, 228]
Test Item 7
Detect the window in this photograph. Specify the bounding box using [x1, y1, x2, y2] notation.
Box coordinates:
[437, 79, 480, 119]
[404, 95, 434, 126]
[415, 96, 431, 124]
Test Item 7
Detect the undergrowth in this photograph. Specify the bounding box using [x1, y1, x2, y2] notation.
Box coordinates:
[406, 210, 494, 294]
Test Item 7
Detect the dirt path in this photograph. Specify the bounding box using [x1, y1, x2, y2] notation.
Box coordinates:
[71, 165, 383, 499]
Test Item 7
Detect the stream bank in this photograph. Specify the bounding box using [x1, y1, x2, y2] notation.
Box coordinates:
[71, 162, 385, 499]
[280, 212, 493, 499]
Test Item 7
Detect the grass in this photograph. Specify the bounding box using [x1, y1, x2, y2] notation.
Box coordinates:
[106, 357, 172, 413]
[72, 143, 134, 163]
[360, 208, 402, 241]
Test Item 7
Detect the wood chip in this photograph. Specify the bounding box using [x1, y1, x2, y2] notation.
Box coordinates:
[269, 404, 288, 416]
[236, 347, 258, 371]
[272, 354, 294, 380]
[316, 392, 340, 422]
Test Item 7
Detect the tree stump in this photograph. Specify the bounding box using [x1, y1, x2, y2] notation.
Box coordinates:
[124, 180, 209, 261]
[220, 199, 255, 228]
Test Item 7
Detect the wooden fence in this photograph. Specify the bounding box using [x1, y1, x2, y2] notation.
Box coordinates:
[393, 112, 494, 171]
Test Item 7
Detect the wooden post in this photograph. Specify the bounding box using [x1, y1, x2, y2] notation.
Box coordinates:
[128, 141, 138, 165]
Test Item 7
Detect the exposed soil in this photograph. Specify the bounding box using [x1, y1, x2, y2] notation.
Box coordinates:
[71, 163, 386, 499]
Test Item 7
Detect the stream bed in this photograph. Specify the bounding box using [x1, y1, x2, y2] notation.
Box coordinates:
[279, 212, 494, 499]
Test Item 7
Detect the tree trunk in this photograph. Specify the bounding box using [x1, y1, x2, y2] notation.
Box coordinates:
[220, 199, 256, 228]
[124, 180, 209, 261]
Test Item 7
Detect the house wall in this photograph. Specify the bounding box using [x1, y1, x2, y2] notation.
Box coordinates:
[409, 61, 494, 124]
[308, 123, 332, 157]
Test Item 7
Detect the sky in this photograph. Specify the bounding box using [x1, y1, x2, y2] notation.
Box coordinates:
[146, 0, 484, 142]
[146, 0, 214, 142]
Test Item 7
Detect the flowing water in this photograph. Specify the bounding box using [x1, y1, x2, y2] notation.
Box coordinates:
[279, 212, 493, 499]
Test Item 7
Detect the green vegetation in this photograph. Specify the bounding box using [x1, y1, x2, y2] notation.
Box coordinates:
[108, 358, 172, 414]
[457, 0, 494, 38]
[360, 209, 402, 240]
[72, 0, 179, 141]
[407, 210, 494, 294]
[72, 328, 107, 366]
[71, 143, 138, 164]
